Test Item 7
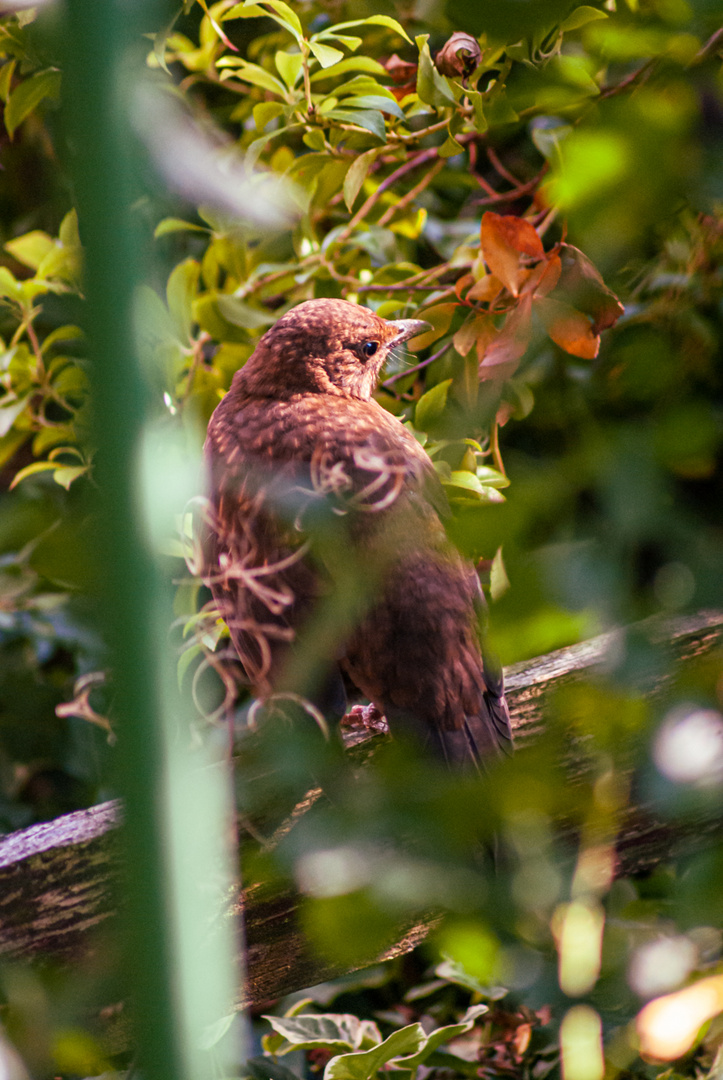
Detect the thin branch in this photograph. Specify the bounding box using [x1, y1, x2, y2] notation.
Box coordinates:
[599, 58, 657, 100]
[377, 158, 445, 227]
[336, 147, 439, 243]
[487, 145, 521, 187]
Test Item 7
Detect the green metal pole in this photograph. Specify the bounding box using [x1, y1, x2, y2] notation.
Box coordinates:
[62, 3, 245, 1077]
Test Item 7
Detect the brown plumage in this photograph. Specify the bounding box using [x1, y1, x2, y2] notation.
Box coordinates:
[204, 298, 512, 767]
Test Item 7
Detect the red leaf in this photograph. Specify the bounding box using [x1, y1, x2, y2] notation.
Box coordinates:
[536, 297, 600, 359]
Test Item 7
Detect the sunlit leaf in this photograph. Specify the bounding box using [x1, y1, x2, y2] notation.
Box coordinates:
[309, 57, 387, 81]
[241, 0, 303, 40]
[275, 50, 302, 89]
[154, 217, 209, 238]
[4, 68, 61, 138]
[326, 16, 413, 45]
[5, 230, 54, 270]
[309, 41, 345, 69]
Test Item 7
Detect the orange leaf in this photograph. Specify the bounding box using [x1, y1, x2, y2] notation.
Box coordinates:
[528, 253, 561, 298]
[480, 212, 544, 297]
[467, 274, 503, 304]
[454, 273, 474, 301]
[536, 297, 600, 359]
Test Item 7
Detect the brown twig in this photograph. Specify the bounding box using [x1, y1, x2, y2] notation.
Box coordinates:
[336, 147, 440, 243]
[599, 58, 657, 99]
[376, 158, 445, 227]
[487, 145, 522, 187]
[691, 26, 723, 64]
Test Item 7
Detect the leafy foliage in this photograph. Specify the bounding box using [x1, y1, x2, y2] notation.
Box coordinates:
[0, 0, 721, 1077]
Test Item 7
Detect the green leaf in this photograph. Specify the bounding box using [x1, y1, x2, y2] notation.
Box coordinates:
[324, 1025, 426, 1080]
[315, 33, 362, 50]
[275, 49, 303, 88]
[9, 460, 60, 488]
[343, 147, 378, 211]
[392, 1008, 488, 1070]
[4, 68, 61, 138]
[154, 217, 209, 238]
[41, 324, 83, 353]
[59, 208, 80, 249]
[415, 378, 453, 431]
[215, 295, 279, 329]
[166, 258, 201, 342]
[263, 1013, 381, 1055]
[309, 56, 387, 81]
[484, 83, 519, 127]
[416, 35, 457, 108]
[53, 464, 87, 490]
[0, 60, 16, 103]
[5, 230, 54, 270]
[326, 108, 386, 140]
[0, 393, 31, 437]
[153, 7, 181, 74]
[0, 266, 22, 303]
[309, 41, 345, 69]
[217, 59, 287, 96]
[490, 546, 510, 601]
[343, 94, 404, 118]
[242, 0, 303, 41]
[326, 16, 413, 45]
[475, 465, 510, 488]
[561, 5, 609, 30]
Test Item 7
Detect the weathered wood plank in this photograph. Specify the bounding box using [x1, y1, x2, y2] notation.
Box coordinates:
[0, 611, 720, 1008]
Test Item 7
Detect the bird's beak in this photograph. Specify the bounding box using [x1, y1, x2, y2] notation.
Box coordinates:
[386, 318, 432, 346]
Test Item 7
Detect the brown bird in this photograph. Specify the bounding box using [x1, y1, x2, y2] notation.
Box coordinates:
[204, 298, 511, 767]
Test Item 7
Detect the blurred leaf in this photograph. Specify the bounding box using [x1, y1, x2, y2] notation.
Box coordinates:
[536, 297, 599, 358]
[275, 50, 302, 89]
[415, 378, 453, 431]
[560, 5, 608, 30]
[4, 68, 60, 138]
[154, 217, 209, 238]
[5, 230, 54, 270]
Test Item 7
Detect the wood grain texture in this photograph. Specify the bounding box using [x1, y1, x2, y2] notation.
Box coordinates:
[0, 611, 720, 1008]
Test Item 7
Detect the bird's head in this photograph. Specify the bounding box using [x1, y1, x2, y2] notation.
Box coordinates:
[236, 298, 430, 400]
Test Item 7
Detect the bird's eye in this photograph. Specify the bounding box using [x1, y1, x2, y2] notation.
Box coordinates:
[361, 341, 378, 358]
